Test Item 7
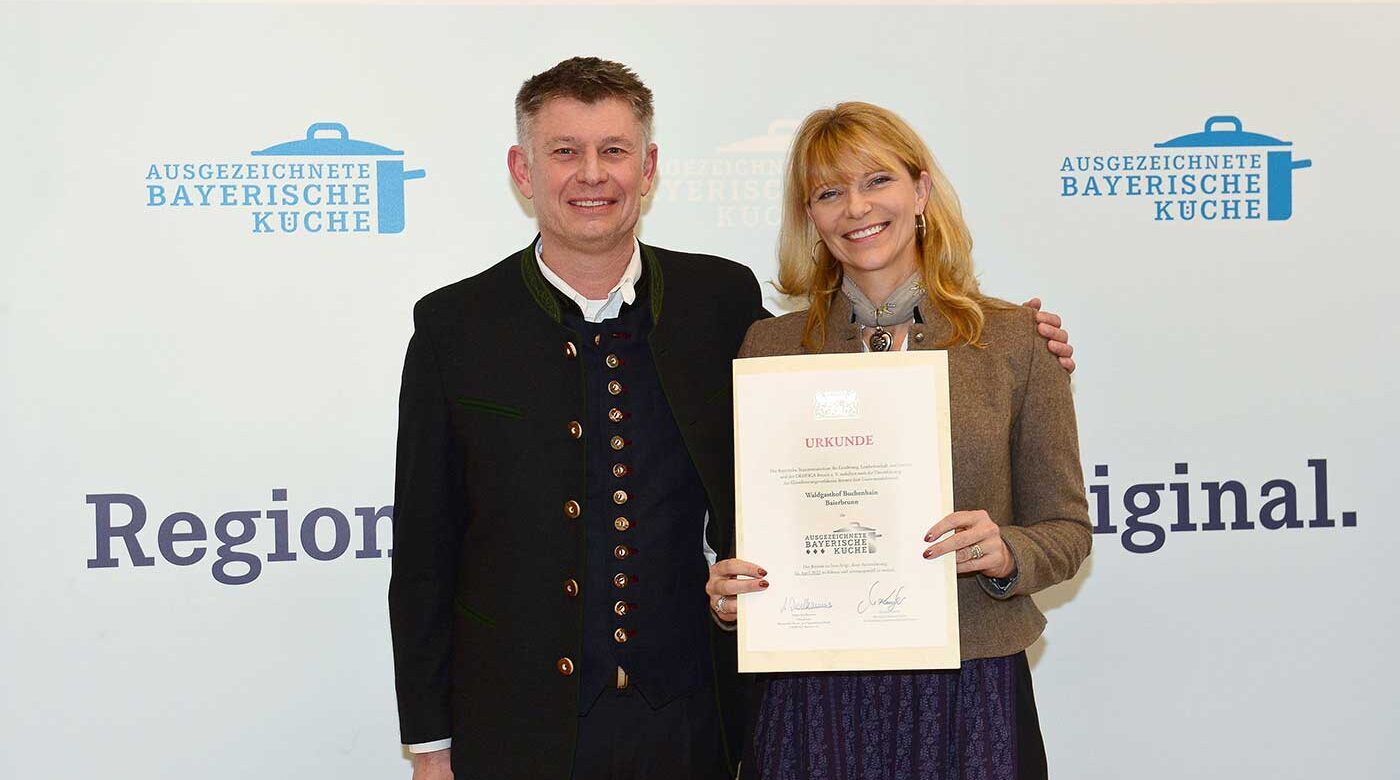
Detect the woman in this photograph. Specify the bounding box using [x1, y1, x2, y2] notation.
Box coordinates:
[706, 102, 1092, 780]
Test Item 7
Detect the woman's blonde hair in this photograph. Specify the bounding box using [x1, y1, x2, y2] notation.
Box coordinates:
[776, 102, 995, 352]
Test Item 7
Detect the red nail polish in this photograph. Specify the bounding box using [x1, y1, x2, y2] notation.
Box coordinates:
[924, 534, 933, 543]
[759, 580, 769, 588]
[758, 569, 767, 577]
[923, 550, 933, 559]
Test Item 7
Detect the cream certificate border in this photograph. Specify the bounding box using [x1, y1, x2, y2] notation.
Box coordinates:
[733, 351, 959, 673]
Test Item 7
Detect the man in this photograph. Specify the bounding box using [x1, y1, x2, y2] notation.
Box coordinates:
[389, 57, 1075, 780]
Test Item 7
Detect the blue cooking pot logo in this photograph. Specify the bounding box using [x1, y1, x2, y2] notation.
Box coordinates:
[1155, 116, 1311, 221]
[252, 122, 425, 234]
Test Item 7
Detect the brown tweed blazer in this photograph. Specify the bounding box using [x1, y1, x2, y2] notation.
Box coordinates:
[737, 293, 1091, 660]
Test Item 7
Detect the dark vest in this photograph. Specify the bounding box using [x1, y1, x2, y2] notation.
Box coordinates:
[563, 289, 713, 713]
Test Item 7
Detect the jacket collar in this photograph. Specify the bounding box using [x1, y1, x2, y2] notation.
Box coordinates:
[823, 289, 952, 352]
[519, 236, 664, 325]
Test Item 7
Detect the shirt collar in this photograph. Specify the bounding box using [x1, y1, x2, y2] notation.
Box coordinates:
[535, 238, 642, 323]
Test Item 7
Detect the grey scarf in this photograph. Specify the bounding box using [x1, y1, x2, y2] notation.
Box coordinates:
[841, 271, 926, 329]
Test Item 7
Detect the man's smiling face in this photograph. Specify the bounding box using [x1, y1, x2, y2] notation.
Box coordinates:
[509, 96, 657, 257]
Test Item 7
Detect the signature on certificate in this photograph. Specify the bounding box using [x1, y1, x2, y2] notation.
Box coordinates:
[780, 596, 834, 614]
[856, 581, 907, 615]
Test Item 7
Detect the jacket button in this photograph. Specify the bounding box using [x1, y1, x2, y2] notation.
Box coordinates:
[605, 354, 621, 369]
[564, 500, 581, 519]
[563, 578, 579, 597]
[913, 331, 925, 343]
[613, 516, 631, 532]
[612, 490, 629, 505]
[567, 420, 583, 439]
[593, 334, 602, 346]
[612, 463, 630, 478]
[564, 341, 578, 359]
[608, 408, 626, 423]
[613, 600, 633, 616]
[613, 572, 630, 588]
[614, 545, 632, 560]
[610, 436, 628, 451]
[556, 657, 575, 676]
[607, 380, 624, 396]
[613, 628, 631, 644]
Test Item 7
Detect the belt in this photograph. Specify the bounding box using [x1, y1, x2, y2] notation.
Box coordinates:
[615, 666, 629, 689]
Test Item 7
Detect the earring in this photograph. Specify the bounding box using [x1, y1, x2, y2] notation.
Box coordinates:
[810, 239, 826, 265]
[915, 213, 927, 239]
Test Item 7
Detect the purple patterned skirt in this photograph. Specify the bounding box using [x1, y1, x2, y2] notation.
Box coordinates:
[745, 653, 1046, 780]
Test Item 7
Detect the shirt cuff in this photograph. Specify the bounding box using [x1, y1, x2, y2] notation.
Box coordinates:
[701, 511, 718, 567]
[407, 738, 452, 754]
[978, 570, 1020, 600]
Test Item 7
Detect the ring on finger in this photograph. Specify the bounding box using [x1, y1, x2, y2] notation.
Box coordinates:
[969, 543, 985, 561]
[714, 595, 728, 613]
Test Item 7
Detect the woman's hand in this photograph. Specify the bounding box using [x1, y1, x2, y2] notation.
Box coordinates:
[705, 558, 768, 623]
[923, 510, 1016, 578]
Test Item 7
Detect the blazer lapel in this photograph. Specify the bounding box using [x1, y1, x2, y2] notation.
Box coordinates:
[823, 293, 866, 354]
[908, 295, 954, 351]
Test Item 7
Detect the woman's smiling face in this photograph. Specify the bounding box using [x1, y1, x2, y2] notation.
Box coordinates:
[806, 159, 932, 286]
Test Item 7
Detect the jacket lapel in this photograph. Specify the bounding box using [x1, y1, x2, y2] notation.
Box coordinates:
[908, 295, 954, 351]
[823, 293, 866, 354]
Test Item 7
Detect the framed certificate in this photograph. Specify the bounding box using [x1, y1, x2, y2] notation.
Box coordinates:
[732, 351, 960, 673]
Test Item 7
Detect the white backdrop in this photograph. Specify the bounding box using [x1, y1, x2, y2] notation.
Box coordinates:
[3, 2, 1397, 778]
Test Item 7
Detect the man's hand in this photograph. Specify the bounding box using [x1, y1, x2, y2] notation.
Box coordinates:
[1023, 298, 1075, 373]
[411, 748, 453, 780]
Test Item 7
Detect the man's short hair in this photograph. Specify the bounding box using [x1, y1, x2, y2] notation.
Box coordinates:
[515, 57, 655, 147]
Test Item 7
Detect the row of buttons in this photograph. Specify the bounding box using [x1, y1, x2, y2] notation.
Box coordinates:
[599, 334, 636, 653]
[557, 335, 638, 679]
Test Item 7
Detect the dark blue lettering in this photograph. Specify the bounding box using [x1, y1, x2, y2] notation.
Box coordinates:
[1258, 479, 1300, 530]
[1089, 464, 1115, 534]
[302, 508, 350, 561]
[354, 505, 394, 559]
[266, 488, 296, 562]
[1202, 480, 1250, 530]
[1122, 483, 1165, 553]
[157, 511, 207, 566]
[1168, 462, 1195, 531]
[87, 493, 155, 568]
[1308, 458, 1333, 527]
[213, 510, 262, 585]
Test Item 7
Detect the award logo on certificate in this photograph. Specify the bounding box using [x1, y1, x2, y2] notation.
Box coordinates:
[732, 351, 959, 673]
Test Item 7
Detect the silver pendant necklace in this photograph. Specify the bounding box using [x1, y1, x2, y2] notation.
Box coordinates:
[867, 324, 894, 352]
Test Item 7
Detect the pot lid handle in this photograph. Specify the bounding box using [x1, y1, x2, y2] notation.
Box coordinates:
[307, 122, 350, 141]
[1204, 116, 1243, 134]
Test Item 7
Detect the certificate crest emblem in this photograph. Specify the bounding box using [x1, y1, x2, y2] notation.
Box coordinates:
[814, 390, 859, 420]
